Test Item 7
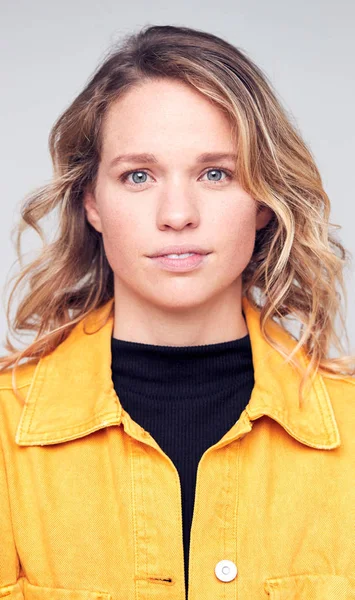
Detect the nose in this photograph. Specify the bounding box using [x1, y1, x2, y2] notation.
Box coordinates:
[156, 185, 200, 231]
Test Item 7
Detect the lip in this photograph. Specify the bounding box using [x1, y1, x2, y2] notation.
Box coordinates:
[148, 245, 211, 258]
[150, 253, 209, 272]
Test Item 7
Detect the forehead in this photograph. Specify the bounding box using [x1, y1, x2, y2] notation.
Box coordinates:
[100, 79, 235, 155]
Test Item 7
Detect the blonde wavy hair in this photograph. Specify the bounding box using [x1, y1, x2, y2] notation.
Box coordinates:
[1, 24, 354, 407]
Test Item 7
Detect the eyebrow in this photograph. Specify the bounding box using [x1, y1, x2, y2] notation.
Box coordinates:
[109, 152, 237, 168]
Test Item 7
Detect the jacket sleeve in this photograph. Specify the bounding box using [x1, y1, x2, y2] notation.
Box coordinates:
[0, 434, 20, 590]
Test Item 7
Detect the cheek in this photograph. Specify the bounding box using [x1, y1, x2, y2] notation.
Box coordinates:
[98, 206, 129, 267]
[100, 206, 148, 273]
[219, 204, 257, 257]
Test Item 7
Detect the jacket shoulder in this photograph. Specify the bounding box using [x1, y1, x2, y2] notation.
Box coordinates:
[0, 359, 39, 391]
[323, 374, 355, 396]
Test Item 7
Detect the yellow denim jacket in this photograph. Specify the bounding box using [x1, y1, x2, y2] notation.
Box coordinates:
[0, 296, 354, 600]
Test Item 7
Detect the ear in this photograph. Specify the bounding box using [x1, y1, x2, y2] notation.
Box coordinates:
[256, 205, 274, 231]
[83, 187, 103, 233]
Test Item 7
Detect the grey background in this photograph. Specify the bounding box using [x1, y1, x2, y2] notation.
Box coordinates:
[1, 0, 354, 354]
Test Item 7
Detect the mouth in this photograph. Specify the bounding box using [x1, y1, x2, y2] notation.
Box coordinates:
[149, 252, 209, 272]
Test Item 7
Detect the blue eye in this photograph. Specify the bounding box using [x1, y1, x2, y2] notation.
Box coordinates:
[121, 170, 149, 185]
[119, 167, 233, 186]
[203, 169, 229, 182]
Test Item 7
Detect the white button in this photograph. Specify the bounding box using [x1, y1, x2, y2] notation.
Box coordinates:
[101, 421, 108, 427]
[215, 559, 237, 582]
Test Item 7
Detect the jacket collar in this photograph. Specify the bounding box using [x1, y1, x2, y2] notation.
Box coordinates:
[15, 296, 340, 449]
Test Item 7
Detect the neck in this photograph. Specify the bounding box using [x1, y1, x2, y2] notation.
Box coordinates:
[112, 279, 248, 346]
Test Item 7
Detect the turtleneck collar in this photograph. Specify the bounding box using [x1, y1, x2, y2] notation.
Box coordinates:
[110, 331, 254, 400]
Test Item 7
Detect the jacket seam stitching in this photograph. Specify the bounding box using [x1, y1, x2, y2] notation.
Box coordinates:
[0, 383, 31, 391]
[20, 412, 120, 437]
[247, 405, 334, 446]
[0, 432, 21, 579]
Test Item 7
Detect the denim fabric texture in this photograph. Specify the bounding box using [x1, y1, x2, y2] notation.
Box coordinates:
[0, 296, 354, 599]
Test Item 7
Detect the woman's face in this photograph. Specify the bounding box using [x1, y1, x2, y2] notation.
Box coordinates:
[83, 78, 272, 315]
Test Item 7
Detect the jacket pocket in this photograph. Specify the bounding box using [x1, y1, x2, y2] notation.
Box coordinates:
[264, 573, 355, 599]
[22, 580, 111, 600]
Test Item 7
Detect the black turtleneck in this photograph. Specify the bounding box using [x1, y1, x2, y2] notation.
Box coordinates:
[110, 331, 255, 597]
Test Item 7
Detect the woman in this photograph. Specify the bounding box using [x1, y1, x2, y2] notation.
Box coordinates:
[0, 24, 354, 600]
